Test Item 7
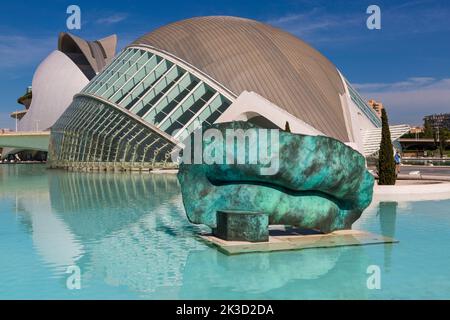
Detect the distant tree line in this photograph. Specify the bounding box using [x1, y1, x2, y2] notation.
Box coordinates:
[402, 118, 449, 158]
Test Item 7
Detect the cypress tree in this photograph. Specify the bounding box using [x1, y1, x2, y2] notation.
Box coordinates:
[433, 129, 439, 152]
[423, 118, 434, 138]
[439, 129, 449, 158]
[378, 108, 396, 185]
[285, 121, 291, 133]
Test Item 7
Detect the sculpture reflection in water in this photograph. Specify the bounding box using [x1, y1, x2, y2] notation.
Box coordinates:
[180, 245, 372, 299]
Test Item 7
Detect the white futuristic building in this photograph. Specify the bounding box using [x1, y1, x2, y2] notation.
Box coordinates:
[49, 16, 409, 169]
[1, 33, 117, 160]
[17, 32, 117, 132]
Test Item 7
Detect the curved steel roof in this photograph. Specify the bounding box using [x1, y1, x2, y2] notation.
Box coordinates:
[58, 32, 117, 79]
[132, 16, 349, 141]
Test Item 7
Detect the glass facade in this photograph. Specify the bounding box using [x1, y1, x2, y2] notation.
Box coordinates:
[50, 96, 176, 168]
[345, 79, 382, 128]
[49, 47, 233, 169]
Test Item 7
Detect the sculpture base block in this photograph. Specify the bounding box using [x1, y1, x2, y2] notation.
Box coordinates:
[201, 228, 398, 255]
[213, 210, 269, 243]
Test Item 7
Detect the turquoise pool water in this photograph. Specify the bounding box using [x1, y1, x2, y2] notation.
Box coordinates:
[1, 164, 450, 299]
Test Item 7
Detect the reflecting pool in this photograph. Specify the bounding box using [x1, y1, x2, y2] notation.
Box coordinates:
[1, 164, 450, 299]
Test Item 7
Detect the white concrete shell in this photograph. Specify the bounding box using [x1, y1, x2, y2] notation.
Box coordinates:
[18, 50, 89, 132]
[216, 91, 324, 137]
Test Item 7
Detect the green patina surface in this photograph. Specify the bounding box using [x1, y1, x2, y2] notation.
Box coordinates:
[213, 210, 269, 242]
[178, 122, 374, 233]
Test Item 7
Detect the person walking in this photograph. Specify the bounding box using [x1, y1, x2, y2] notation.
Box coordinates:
[394, 150, 402, 177]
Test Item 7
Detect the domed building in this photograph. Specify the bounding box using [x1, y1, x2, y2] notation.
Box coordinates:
[49, 16, 409, 169]
[2, 33, 117, 161]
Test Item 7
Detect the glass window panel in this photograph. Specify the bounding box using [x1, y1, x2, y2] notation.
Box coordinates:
[112, 54, 158, 104]
[177, 95, 231, 141]
[143, 74, 199, 124]
[136, 71, 184, 117]
[94, 49, 141, 97]
[124, 60, 172, 111]
[130, 65, 181, 116]
[82, 49, 130, 93]
[159, 83, 212, 133]
[101, 50, 149, 100]
[84, 49, 135, 93]
[88, 49, 138, 95]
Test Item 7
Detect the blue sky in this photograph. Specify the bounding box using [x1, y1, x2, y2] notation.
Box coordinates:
[1, 0, 449, 128]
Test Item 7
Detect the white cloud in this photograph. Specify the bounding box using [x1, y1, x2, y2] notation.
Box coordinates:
[0, 35, 54, 69]
[355, 78, 450, 125]
[353, 77, 437, 92]
[266, 8, 362, 42]
[266, 3, 450, 45]
[96, 13, 128, 25]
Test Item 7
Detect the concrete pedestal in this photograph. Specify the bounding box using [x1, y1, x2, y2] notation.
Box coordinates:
[202, 229, 399, 255]
[213, 210, 269, 242]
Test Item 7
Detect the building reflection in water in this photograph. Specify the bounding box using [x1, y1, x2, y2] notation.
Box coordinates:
[3, 165, 377, 298]
[9, 169, 203, 295]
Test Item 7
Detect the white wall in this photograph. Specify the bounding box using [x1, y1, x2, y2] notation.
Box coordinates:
[18, 50, 89, 132]
[216, 91, 324, 136]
